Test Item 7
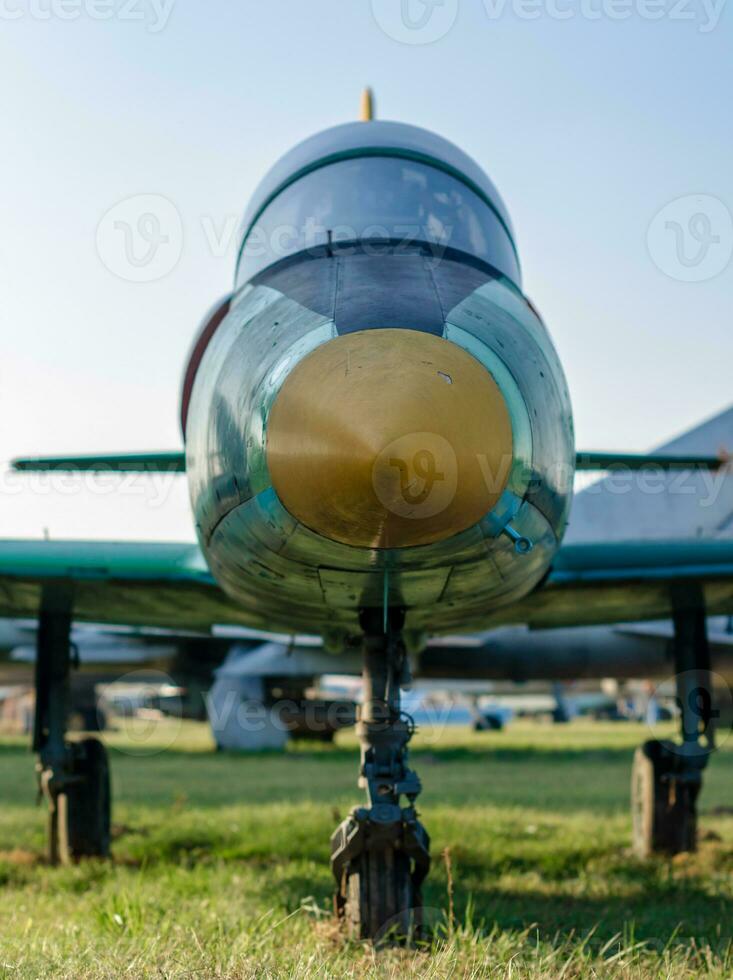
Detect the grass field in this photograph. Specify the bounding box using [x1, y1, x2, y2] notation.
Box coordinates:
[0, 718, 731, 978]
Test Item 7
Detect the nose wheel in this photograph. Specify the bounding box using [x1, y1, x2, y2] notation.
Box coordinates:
[330, 610, 430, 941]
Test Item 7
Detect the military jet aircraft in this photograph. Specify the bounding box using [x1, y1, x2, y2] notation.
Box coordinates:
[4, 93, 732, 938]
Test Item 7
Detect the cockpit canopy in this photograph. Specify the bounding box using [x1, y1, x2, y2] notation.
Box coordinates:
[235, 121, 521, 288]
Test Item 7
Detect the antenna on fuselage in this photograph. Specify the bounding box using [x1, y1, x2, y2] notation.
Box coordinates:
[360, 87, 375, 121]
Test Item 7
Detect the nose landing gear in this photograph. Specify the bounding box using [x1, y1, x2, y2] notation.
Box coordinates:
[330, 609, 430, 941]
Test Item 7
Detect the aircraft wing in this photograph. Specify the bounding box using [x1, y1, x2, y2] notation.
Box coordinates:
[489, 539, 733, 630]
[1, 538, 733, 635]
[0, 540, 261, 631]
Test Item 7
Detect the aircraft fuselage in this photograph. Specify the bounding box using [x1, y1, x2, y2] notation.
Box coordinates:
[182, 123, 575, 642]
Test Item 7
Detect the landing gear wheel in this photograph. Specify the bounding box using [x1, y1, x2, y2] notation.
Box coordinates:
[332, 611, 431, 944]
[343, 847, 415, 942]
[632, 739, 698, 858]
[48, 738, 111, 864]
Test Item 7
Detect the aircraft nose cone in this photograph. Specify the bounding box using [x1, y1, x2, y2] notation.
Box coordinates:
[266, 329, 513, 549]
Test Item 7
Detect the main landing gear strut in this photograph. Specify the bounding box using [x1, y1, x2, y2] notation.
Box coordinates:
[632, 586, 716, 857]
[331, 609, 430, 941]
[34, 587, 111, 864]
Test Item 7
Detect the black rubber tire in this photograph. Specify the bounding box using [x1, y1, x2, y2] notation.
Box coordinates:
[632, 739, 698, 858]
[50, 738, 111, 863]
[344, 846, 415, 942]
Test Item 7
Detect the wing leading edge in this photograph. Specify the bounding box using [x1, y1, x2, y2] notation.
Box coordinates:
[0, 538, 733, 637]
[489, 538, 733, 632]
[0, 539, 268, 631]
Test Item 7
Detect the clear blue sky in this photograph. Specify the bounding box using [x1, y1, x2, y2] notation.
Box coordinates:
[1, 1, 731, 540]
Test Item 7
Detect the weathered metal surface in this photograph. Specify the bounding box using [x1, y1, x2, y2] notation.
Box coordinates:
[266, 328, 513, 549]
[184, 248, 572, 637]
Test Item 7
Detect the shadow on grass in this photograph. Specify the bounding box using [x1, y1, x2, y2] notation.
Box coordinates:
[442, 883, 733, 949]
[245, 855, 733, 950]
[2, 827, 731, 952]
